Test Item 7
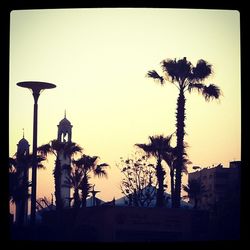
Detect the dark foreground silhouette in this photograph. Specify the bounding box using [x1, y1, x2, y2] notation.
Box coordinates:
[10, 206, 240, 242]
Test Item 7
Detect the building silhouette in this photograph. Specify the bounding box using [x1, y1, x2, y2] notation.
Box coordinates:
[15, 133, 30, 225]
[188, 161, 241, 210]
[57, 111, 73, 208]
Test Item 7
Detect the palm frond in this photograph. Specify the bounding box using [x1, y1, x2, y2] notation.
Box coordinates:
[147, 70, 164, 85]
[94, 165, 108, 178]
[161, 57, 192, 83]
[162, 152, 174, 167]
[37, 162, 46, 169]
[161, 59, 177, 82]
[63, 142, 83, 158]
[37, 143, 53, 157]
[136, 134, 174, 160]
[192, 59, 212, 80]
[51, 139, 65, 152]
[188, 83, 205, 93]
[149, 134, 173, 155]
[98, 163, 109, 168]
[36, 155, 46, 169]
[135, 143, 154, 157]
[36, 155, 46, 162]
[182, 158, 191, 175]
[202, 84, 221, 101]
[74, 155, 98, 172]
[176, 57, 192, 81]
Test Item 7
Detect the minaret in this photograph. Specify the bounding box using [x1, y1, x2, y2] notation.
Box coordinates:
[16, 129, 30, 225]
[57, 110, 73, 143]
[57, 112, 73, 207]
[17, 129, 29, 156]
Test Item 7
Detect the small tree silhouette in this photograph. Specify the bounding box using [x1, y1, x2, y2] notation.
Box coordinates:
[117, 152, 157, 207]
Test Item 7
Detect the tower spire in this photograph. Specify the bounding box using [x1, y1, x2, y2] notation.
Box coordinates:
[64, 109, 66, 118]
[22, 128, 25, 138]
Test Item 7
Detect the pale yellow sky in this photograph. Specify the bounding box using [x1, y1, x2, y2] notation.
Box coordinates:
[9, 8, 240, 201]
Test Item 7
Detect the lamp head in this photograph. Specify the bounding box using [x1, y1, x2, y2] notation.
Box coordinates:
[17, 81, 56, 93]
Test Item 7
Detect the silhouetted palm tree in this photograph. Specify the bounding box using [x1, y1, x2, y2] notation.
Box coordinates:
[63, 163, 84, 208]
[118, 153, 157, 207]
[135, 135, 173, 207]
[162, 143, 191, 207]
[147, 57, 221, 208]
[38, 140, 82, 210]
[9, 153, 45, 225]
[73, 154, 108, 207]
[183, 179, 206, 209]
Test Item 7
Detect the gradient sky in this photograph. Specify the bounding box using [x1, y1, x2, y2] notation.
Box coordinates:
[9, 8, 240, 202]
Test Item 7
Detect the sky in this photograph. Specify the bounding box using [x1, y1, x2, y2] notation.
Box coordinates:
[9, 8, 241, 202]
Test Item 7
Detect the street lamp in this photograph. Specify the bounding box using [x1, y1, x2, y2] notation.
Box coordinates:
[17, 81, 56, 225]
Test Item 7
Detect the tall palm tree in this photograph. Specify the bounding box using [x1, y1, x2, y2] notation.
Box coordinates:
[38, 140, 82, 210]
[72, 154, 108, 207]
[183, 179, 206, 209]
[135, 135, 173, 207]
[147, 57, 221, 208]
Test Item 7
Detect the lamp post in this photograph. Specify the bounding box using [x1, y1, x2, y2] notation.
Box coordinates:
[17, 81, 56, 225]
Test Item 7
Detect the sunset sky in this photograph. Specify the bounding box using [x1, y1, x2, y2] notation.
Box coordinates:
[9, 8, 240, 202]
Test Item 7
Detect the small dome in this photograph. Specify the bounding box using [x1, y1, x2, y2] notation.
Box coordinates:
[18, 137, 29, 146]
[17, 137, 29, 152]
[59, 117, 71, 126]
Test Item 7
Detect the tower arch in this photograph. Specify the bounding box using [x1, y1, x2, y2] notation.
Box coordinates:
[57, 111, 73, 143]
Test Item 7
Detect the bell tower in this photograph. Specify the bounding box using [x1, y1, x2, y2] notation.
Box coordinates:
[16, 129, 30, 225]
[57, 111, 73, 207]
[57, 110, 72, 143]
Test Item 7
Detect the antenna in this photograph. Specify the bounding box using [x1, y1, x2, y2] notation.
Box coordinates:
[22, 128, 25, 138]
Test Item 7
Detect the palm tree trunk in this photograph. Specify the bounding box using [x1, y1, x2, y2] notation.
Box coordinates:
[81, 191, 87, 207]
[132, 189, 140, 207]
[156, 158, 164, 207]
[19, 175, 25, 226]
[23, 165, 29, 224]
[81, 176, 88, 208]
[17, 167, 27, 226]
[54, 158, 63, 210]
[170, 168, 175, 208]
[194, 197, 198, 209]
[174, 88, 186, 208]
[15, 200, 22, 226]
[73, 188, 81, 208]
[19, 177, 29, 226]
